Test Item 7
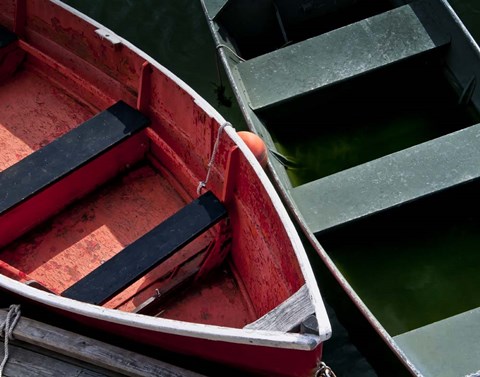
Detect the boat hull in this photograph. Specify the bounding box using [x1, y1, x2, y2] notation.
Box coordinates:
[0, 1, 331, 376]
[200, 0, 480, 375]
[0, 285, 323, 377]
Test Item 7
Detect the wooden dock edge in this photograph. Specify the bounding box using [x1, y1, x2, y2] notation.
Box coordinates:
[0, 308, 205, 377]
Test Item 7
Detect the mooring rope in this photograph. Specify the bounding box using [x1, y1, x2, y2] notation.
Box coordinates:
[0, 304, 21, 377]
[216, 44, 245, 62]
[316, 361, 337, 377]
[465, 371, 480, 377]
[197, 122, 231, 195]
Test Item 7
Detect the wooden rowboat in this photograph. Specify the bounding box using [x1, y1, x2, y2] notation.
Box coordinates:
[0, 1, 332, 376]
[201, 0, 480, 376]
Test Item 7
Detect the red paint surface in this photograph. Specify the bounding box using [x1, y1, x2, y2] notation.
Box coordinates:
[0, 64, 94, 171]
[0, 133, 148, 248]
[1, 162, 254, 326]
[161, 266, 252, 328]
[64, 308, 323, 377]
[0, 1, 15, 31]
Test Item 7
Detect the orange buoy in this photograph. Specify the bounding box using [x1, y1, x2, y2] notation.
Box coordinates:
[237, 131, 268, 168]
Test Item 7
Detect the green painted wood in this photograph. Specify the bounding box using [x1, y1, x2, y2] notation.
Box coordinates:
[291, 123, 480, 234]
[394, 308, 480, 377]
[203, 0, 230, 19]
[237, 4, 447, 110]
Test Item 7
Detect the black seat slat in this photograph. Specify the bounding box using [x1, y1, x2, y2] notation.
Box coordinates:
[61, 191, 227, 305]
[0, 100, 149, 215]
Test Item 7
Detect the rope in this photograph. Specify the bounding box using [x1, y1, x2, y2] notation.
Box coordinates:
[197, 122, 231, 195]
[315, 361, 337, 377]
[214, 45, 224, 88]
[216, 44, 245, 62]
[0, 305, 21, 377]
[465, 371, 480, 377]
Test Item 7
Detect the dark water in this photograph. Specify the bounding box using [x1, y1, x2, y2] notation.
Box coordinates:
[322, 181, 480, 336]
[268, 60, 478, 187]
[63, 0, 247, 130]
[449, 0, 480, 41]
[60, 2, 480, 376]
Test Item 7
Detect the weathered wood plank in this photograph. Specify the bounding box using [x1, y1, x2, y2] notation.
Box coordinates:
[0, 100, 149, 216]
[244, 284, 314, 332]
[3, 343, 111, 377]
[0, 309, 205, 377]
[62, 190, 227, 305]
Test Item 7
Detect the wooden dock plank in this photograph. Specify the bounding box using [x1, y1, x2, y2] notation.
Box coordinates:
[0, 309, 205, 377]
[4, 343, 111, 377]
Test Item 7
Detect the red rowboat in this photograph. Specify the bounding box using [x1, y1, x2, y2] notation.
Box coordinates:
[0, 1, 331, 376]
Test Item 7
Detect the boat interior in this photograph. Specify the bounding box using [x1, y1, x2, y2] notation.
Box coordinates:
[208, 0, 480, 373]
[0, 0, 311, 336]
[0, 36, 251, 327]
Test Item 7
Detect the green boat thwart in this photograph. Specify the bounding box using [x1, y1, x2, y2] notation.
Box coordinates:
[200, 0, 480, 376]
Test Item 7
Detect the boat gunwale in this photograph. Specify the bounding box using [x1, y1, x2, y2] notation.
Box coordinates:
[438, 0, 480, 61]
[0, 273, 319, 350]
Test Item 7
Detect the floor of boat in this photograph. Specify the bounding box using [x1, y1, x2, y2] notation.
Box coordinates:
[0, 65, 94, 171]
[157, 266, 253, 328]
[320, 180, 480, 336]
[266, 60, 479, 187]
[0, 162, 254, 328]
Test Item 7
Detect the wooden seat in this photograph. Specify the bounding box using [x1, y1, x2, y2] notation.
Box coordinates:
[237, 1, 448, 110]
[291, 123, 480, 234]
[244, 284, 316, 333]
[0, 100, 150, 247]
[394, 308, 480, 377]
[0, 100, 149, 216]
[62, 191, 228, 305]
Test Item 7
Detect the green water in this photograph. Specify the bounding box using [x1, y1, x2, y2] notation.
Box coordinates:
[266, 60, 479, 187]
[320, 182, 480, 336]
[449, 0, 480, 41]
